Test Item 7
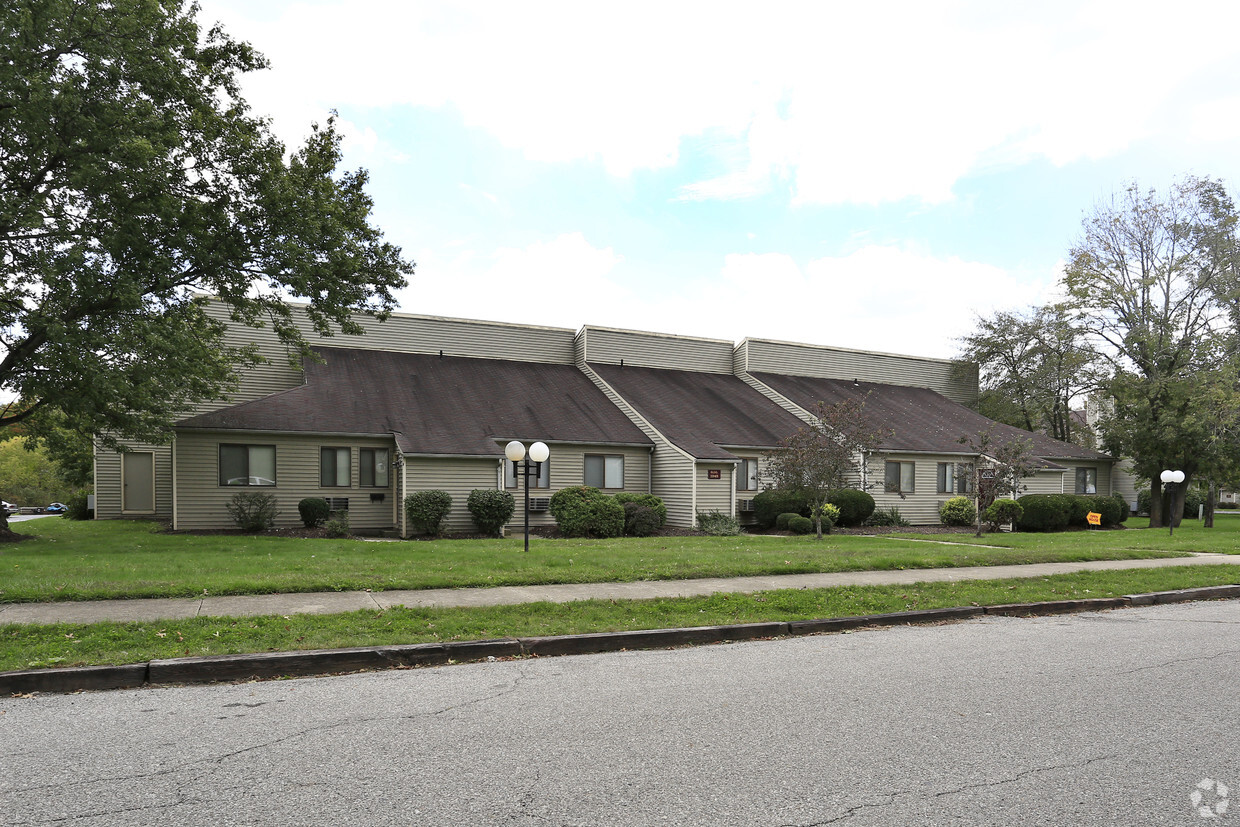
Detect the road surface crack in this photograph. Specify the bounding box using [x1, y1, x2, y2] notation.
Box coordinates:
[1118, 648, 1240, 675]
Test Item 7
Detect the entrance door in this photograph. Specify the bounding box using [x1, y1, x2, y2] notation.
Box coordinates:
[122, 452, 155, 513]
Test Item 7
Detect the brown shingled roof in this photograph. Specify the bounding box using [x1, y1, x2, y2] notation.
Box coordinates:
[178, 348, 652, 456]
[590, 363, 806, 459]
[751, 372, 1110, 463]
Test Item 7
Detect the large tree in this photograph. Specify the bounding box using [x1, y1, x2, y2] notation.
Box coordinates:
[957, 303, 1100, 446]
[763, 398, 886, 539]
[0, 0, 413, 454]
[1063, 177, 1240, 527]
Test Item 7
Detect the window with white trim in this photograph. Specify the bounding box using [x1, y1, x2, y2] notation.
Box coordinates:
[737, 458, 760, 491]
[885, 460, 915, 494]
[219, 444, 276, 486]
[585, 454, 624, 489]
[321, 447, 350, 487]
[360, 448, 389, 487]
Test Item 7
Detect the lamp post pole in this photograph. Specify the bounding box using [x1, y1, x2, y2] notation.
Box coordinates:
[1160, 469, 1185, 537]
[506, 441, 549, 553]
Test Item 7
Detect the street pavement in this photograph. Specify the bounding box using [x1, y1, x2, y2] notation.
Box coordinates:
[1, 599, 1237, 826]
[2, 551, 1239, 625]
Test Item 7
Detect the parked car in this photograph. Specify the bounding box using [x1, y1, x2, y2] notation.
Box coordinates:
[2, 501, 16, 516]
[46, 502, 68, 513]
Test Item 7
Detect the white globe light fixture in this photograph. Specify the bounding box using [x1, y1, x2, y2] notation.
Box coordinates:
[506, 440, 550, 552]
[1159, 469, 1186, 536]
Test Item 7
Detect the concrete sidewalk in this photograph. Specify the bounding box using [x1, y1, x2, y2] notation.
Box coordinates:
[2, 552, 1238, 626]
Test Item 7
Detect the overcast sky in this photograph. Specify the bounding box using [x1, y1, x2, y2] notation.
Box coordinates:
[198, 0, 1240, 359]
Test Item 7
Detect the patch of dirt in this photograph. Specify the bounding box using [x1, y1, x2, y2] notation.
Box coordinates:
[0, 528, 33, 543]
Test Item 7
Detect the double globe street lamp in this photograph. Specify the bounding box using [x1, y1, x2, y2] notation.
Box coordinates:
[1160, 469, 1185, 536]
[506, 440, 549, 552]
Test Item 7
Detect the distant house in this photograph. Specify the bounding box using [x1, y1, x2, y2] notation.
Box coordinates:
[93, 301, 1115, 533]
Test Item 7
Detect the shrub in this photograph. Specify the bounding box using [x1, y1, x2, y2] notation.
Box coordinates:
[1059, 494, 1092, 526]
[775, 512, 801, 531]
[787, 515, 814, 535]
[1218, 501, 1240, 510]
[623, 502, 662, 537]
[1136, 487, 1151, 516]
[983, 498, 1022, 531]
[1112, 493, 1131, 523]
[939, 496, 977, 527]
[1087, 495, 1123, 527]
[64, 492, 93, 521]
[298, 497, 330, 529]
[827, 489, 876, 527]
[1136, 486, 1202, 520]
[467, 489, 516, 536]
[549, 486, 624, 538]
[1014, 494, 1069, 532]
[865, 507, 910, 527]
[697, 510, 740, 536]
[226, 492, 278, 532]
[613, 493, 667, 527]
[752, 489, 808, 528]
[819, 503, 841, 526]
[405, 490, 452, 536]
[324, 510, 350, 538]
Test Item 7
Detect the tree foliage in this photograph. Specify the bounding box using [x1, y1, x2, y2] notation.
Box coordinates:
[955, 431, 1039, 537]
[0, 0, 413, 451]
[0, 435, 84, 505]
[763, 399, 886, 539]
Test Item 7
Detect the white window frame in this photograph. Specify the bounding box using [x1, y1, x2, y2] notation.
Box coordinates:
[585, 454, 624, 489]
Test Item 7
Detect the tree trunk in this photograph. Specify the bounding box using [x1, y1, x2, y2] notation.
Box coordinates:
[1149, 480, 1164, 528]
[1205, 480, 1216, 529]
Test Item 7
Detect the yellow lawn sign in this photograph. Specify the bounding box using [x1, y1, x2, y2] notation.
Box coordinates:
[1086, 512, 1102, 527]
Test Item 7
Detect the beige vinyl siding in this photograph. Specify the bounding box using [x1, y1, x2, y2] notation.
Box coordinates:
[741, 338, 978, 406]
[1019, 470, 1070, 496]
[736, 371, 819, 426]
[695, 463, 735, 522]
[1110, 460, 1143, 511]
[581, 326, 734, 374]
[404, 457, 501, 534]
[575, 333, 698, 527]
[502, 444, 653, 530]
[1063, 460, 1112, 496]
[869, 454, 960, 525]
[173, 433, 398, 531]
[95, 441, 173, 520]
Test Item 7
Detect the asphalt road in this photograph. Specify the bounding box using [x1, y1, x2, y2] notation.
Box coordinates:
[2, 600, 1238, 826]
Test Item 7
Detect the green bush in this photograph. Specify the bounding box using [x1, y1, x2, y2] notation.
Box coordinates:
[827, 489, 876, 527]
[405, 490, 452, 536]
[1014, 494, 1069, 532]
[697, 510, 740, 536]
[1136, 487, 1151, 516]
[467, 489, 515, 536]
[324, 510, 350, 538]
[775, 512, 801, 531]
[613, 493, 667, 527]
[226, 492, 278, 532]
[752, 489, 808, 529]
[787, 515, 814, 535]
[1219, 501, 1240, 510]
[1136, 486, 1203, 520]
[865, 507, 909, 527]
[549, 486, 624, 538]
[64, 492, 93, 521]
[298, 497, 330, 529]
[939, 496, 977, 527]
[983, 498, 1022, 531]
[819, 503, 841, 526]
[1087, 495, 1123, 527]
[623, 502, 663, 537]
[1112, 493, 1131, 523]
[1059, 494, 1092, 526]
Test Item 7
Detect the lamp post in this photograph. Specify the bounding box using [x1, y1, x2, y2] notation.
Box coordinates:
[1160, 469, 1185, 536]
[506, 440, 549, 552]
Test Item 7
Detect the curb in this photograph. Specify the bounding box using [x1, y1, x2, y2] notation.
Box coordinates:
[4, 586, 1239, 695]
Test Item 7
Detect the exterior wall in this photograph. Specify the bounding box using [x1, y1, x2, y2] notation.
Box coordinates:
[581, 326, 734, 374]
[695, 463, 736, 523]
[868, 453, 974, 525]
[95, 441, 173, 520]
[734, 453, 767, 524]
[500, 443, 653, 531]
[1110, 460, 1143, 510]
[1020, 470, 1069, 496]
[739, 338, 978, 406]
[404, 456, 502, 534]
[173, 432, 399, 531]
[1060, 460, 1112, 496]
[575, 332, 699, 527]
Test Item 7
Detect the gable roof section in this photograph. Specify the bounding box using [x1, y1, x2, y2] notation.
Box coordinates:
[751, 372, 1109, 464]
[589, 363, 806, 460]
[178, 348, 652, 456]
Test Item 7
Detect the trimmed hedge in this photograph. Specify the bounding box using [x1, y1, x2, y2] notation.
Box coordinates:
[827, 489, 876, 527]
[752, 489, 808, 529]
[787, 515, 814, 535]
[614, 493, 667, 527]
[467, 489, 515, 536]
[549, 486, 624, 538]
[405, 490, 452, 536]
[623, 502, 662, 537]
[1014, 493, 1130, 531]
[775, 512, 801, 531]
[939, 496, 976, 527]
[298, 497, 330, 529]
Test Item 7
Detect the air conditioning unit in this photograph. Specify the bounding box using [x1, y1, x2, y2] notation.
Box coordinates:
[528, 497, 551, 512]
[738, 499, 755, 512]
[327, 497, 349, 512]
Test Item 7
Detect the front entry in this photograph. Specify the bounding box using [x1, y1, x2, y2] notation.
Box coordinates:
[122, 451, 155, 514]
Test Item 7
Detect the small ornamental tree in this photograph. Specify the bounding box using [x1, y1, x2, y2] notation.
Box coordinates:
[955, 432, 1039, 537]
[763, 399, 887, 539]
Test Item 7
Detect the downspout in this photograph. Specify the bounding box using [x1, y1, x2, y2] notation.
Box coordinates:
[400, 455, 408, 538]
[171, 438, 178, 531]
[648, 446, 654, 494]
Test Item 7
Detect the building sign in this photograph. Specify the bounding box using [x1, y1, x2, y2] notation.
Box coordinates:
[707, 469, 721, 480]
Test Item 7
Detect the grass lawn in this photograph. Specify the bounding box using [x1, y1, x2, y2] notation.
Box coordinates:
[0, 516, 1208, 603]
[4, 564, 1238, 672]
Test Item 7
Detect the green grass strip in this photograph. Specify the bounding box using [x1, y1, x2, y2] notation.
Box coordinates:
[4, 564, 1237, 673]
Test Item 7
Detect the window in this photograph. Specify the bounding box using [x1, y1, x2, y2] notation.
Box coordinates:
[1075, 467, 1097, 495]
[737, 458, 760, 491]
[885, 460, 915, 494]
[505, 456, 549, 489]
[321, 447, 350, 487]
[360, 448, 389, 487]
[936, 462, 955, 494]
[219, 444, 276, 486]
[585, 454, 624, 489]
